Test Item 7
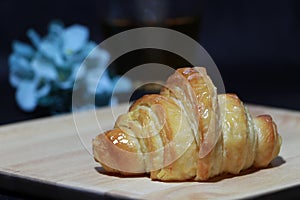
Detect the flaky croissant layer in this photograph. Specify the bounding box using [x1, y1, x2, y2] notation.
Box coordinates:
[93, 67, 282, 181]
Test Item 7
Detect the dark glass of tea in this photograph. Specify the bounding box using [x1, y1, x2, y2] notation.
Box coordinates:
[100, 0, 203, 75]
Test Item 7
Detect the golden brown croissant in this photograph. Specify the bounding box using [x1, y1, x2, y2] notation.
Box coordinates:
[93, 67, 281, 181]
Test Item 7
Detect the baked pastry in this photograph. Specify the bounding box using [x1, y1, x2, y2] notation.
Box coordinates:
[93, 67, 281, 181]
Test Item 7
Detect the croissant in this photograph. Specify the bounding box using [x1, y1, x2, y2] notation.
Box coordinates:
[93, 67, 282, 181]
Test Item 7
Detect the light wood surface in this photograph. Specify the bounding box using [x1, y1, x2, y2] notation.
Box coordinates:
[0, 104, 300, 199]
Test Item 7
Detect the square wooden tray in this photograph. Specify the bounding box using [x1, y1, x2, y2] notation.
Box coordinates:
[0, 104, 299, 199]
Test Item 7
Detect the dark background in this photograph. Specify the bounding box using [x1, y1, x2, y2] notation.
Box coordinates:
[0, 0, 300, 199]
[0, 0, 299, 125]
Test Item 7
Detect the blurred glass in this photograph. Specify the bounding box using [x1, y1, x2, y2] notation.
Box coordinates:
[100, 0, 203, 75]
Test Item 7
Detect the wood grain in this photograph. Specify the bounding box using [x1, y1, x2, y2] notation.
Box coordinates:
[0, 104, 300, 199]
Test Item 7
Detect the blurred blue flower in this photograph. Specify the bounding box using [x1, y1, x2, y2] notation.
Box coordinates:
[9, 21, 131, 113]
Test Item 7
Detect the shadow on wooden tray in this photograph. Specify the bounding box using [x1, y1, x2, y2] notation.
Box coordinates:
[94, 156, 286, 183]
[206, 156, 286, 183]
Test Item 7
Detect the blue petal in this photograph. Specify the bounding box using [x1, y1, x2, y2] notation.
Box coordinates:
[83, 47, 110, 72]
[39, 40, 64, 66]
[9, 54, 34, 87]
[110, 97, 119, 106]
[27, 29, 41, 48]
[36, 81, 51, 98]
[9, 53, 31, 71]
[112, 76, 132, 93]
[31, 54, 57, 80]
[12, 41, 35, 58]
[92, 48, 110, 69]
[56, 63, 79, 89]
[80, 48, 111, 94]
[48, 21, 64, 35]
[9, 75, 22, 88]
[96, 71, 113, 94]
[62, 24, 88, 55]
[67, 41, 96, 64]
[79, 41, 97, 57]
[56, 79, 73, 89]
[16, 80, 38, 112]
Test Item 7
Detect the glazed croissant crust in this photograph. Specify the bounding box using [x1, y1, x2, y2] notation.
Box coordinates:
[93, 67, 281, 181]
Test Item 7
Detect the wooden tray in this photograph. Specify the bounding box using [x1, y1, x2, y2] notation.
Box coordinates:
[0, 104, 300, 199]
